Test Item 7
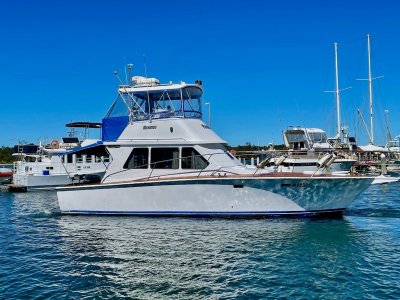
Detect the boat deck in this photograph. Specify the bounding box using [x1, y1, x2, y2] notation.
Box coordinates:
[60, 171, 368, 189]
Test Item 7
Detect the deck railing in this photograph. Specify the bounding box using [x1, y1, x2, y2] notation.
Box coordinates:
[130, 110, 202, 122]
[101, 152, 247, 184]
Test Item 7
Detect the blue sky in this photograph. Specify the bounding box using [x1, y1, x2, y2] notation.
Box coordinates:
[1, 0, 400, 146]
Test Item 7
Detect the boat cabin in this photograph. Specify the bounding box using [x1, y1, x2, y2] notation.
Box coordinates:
[283, 127, 332, 151]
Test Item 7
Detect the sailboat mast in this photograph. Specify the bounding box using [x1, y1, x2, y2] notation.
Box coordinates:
[384, 109, 392, 143]
[367, 33, 374, 144]
[334, 42, 341, 139]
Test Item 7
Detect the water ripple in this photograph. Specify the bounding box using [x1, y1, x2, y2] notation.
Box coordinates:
[1, 186, 400, 298]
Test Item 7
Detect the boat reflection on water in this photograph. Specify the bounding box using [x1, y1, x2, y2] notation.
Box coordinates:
[56, 213, 398, 298]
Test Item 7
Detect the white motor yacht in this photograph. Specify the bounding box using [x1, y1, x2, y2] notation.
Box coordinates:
[57, 76, 373, 217]
[259, 127, 357, 174]
[12, 123, 110, 191]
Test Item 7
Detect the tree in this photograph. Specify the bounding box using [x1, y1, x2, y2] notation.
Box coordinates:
[0, 147, 15, 164]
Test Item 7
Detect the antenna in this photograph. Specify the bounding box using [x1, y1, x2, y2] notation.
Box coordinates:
[127, 64, 133, 85]
[143, 54, 148, 78]
[142, 54, 151, 114]
[121, 56, 127, 84]
[114, 70, 124, 85]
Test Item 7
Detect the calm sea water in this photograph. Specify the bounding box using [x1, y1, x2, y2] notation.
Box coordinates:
[1, 184, 400, 299]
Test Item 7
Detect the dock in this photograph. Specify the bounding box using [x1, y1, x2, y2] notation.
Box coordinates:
[5, 184, 27, 193]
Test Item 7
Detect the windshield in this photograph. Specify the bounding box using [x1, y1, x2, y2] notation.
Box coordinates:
[286, 133, 306, 143]
[309, 132, 327, 143]
[106, 86, 202, 121]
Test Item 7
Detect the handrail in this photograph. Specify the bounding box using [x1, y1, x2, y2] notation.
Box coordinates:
[128, 110, 202, 122]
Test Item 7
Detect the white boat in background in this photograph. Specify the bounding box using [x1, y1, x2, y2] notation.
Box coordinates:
[0, 166, 13, 184]
[0, 166, 12, 177]
[57, 74, 373, 217]
[263, 42, 356, 175]
[278, 127, 357, 173]
[371, 175, 399, 185]
[11, 122, 110, 191]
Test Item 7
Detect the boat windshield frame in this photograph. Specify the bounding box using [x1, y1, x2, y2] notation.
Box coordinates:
[106, 83, 203, 122]
[308, 132, 328, 144]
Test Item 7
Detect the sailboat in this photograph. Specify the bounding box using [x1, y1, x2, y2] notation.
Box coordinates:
[323, 41, 361, 152]
[354, 34, 399, 184]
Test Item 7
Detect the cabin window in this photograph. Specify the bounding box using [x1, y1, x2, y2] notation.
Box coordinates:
[103, 155, 110, 163]
[309, 132, 327, 143]
[86, 155, 92, 163]
[151, 148, 179, 169]
[286, 133, 306, 142]
[181, 147, 208, 169]
[124, 148, 149, 169]
[76, 155, 83, 163]
[67, 154, 73, 163]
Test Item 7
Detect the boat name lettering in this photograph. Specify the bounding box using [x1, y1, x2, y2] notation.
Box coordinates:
[143, 125, 157, 130]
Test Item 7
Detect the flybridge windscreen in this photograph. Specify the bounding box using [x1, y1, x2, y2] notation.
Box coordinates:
[309, 132, 327, 143]
[106, 97, 130, 118]
[106, 85, 203, 121]
[101, 83, 204, 141]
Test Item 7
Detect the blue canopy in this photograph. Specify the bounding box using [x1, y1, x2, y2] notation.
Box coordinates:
[102, 116, 129, 141]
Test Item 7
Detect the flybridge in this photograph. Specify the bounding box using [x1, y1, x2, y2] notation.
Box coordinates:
[102, 75, 204, 141]
[283, 127, 331, 151]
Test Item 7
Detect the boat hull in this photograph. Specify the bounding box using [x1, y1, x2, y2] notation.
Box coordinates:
[20, 174, 72, 190]
[12, 172, 105, 191]
[0, 167, 12, 177]
[57, 176, 372, 217]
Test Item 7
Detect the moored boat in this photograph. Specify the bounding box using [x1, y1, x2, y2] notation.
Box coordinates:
[11, 122, 109, 191]
[0, 166, 13, 178]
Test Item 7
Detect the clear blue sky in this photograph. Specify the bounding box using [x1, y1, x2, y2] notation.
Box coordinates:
[1, 0, 400, 146]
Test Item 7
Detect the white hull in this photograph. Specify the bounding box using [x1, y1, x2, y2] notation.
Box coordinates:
[273, 158, 356, 174]
[371, 175, 400, 185]
[28, 174, 72, 190]
[13, 172, 104, 190]
[57, 176, 372, 217]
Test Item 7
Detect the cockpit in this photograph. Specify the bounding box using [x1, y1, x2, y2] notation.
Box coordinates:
[106, 77, 203, 121]
[283, 127, 330, 150]
[102, 77, 203, 141]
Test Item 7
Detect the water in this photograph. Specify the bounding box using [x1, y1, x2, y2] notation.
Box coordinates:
[1, 185, 400, 299]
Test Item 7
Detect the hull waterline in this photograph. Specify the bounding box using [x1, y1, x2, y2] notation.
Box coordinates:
[57, 176, 373, 218]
